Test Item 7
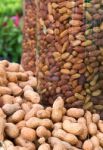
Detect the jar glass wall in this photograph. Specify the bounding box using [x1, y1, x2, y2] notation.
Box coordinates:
[22, 0, 36, 74]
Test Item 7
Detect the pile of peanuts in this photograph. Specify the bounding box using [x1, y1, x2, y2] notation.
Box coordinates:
[21, 0, 36, 74]
[0, 60, 103, 150]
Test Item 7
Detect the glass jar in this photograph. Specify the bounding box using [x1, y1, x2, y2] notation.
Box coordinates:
[36, 0, 103, 116]
[22, 0, 103, 118]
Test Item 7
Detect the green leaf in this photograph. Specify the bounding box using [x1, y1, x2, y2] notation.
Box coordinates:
[17, 35, 22, 43]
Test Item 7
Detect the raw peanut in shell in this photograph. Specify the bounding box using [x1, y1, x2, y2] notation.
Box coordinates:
[92, 114, 100, 123]
[26, 117, 53, 129]
[52, 129, 78, 145]
[36, 126, 51, 138]
[11, 110, 25, 123]
[90, 136, 99, 148]
[21, 127, 36, 142]
[6, 63, 19, 72]
[67, 108, 84, 118]
[85, 111, 92, 125]
[25, 104, 44, 120]
[5, 123, 19, 138]
[38, 143, 51, 150]
[78, 117, 88, 140]
[23, 85, 33, 92]
[24, 90, 40, 104]
[88, 122, 97, 135]
[82, 139, 93, 150]
[1, 95, 14, 105]
[37, 107, 51, 119]
[2, 103, 20, 115]
[63, 120, 83, 135]
[8, 83, 22, 96]
[51, 97, 64, 122]
[27, 76, 37, 88]
[48, 137, 72, 149]
[15, 136, 36, 150]
[26, 117, 41, 128]
[53, 143, 67, 150]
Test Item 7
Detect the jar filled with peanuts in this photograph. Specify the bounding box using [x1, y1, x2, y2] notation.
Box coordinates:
[83, 0, 103, 116]
[37, 0, 86, 106]
[23, 0, 103, 116]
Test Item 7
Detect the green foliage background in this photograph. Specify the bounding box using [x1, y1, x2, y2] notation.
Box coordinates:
[0, 0, 22, 62]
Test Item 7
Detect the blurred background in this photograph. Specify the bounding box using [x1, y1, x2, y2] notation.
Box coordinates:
[0, 0, 22, 63]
